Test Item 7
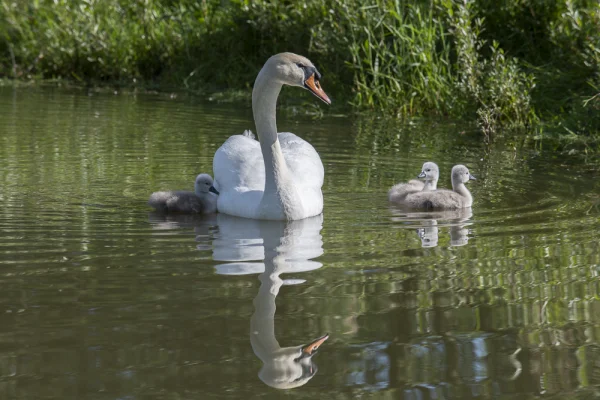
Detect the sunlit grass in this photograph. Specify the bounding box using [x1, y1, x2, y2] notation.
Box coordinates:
[1, 0, 599, 138]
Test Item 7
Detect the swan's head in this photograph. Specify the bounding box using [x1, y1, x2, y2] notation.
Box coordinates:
[257, 333, 329, 389]
[300, 333, 329, 358]
[262, 53, 331, 105]
[194, 173, 219, 195]
[451, 165, 476, 185]
[417, 162, 439, 181]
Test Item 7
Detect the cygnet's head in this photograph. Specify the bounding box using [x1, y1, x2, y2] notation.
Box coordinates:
[194, 173, 219, 195]
[451, 165, 476, 184]
[260, 53, 331, 105]
[417, 162, 440, 181]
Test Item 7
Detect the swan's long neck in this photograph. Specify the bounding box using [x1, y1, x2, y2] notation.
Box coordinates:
[253, 69, 302, 219]
[253, 71, 281, 162]
[452, 180, 472, 207]
[251, 256, 283, 358]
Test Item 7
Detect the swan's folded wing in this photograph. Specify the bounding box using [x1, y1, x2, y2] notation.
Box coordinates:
[279, 132, 324, 189]
[213, 134, 265, 192]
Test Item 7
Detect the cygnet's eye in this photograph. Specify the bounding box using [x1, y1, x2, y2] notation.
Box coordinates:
[426, 169, 430, 172]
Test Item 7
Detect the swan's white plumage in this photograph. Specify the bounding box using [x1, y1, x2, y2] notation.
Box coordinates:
[212, 52, 328, 221]
[214, 131, 324, 219]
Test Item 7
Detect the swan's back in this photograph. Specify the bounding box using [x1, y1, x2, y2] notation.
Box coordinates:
[148, 191, 210, 213]
[213, 131, 324, 219]
[214, 132, 323, 191]
[402, 189, 467, 210]
[279, 132, 324, 189]
[213, 134, 265, 193]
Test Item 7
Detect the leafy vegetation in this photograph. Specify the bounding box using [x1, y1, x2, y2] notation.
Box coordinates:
[1, 0, 599, 137]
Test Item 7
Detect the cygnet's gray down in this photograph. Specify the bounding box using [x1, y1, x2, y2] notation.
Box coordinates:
[401, 165, 476, 210]
[148, 173, 219, 214]
[388, 162, 439, 203]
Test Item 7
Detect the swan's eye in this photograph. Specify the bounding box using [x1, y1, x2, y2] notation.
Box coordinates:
[297, 62, 305, 68]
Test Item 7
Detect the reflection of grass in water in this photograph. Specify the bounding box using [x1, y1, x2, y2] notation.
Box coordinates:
[586, 194, 600, 215]
[0, 88, 599, 397]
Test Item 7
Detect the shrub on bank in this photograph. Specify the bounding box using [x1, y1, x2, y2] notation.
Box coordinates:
[1, 0, 599, 136]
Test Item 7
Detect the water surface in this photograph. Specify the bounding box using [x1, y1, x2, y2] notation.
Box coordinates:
[1, 87, 600, 399]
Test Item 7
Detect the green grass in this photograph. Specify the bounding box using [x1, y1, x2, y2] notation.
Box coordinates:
[1, 0, 599, 138]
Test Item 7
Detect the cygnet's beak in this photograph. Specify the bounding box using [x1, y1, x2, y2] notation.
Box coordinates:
[209, 186, 220, 195]
[304, 74, 331, 105]
[417, 171, 426, 178]
[469, 174, 476, 181]
[300, 333, 329, 358]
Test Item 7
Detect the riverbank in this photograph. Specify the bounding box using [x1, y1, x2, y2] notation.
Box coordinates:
[2, 0, 599, 139]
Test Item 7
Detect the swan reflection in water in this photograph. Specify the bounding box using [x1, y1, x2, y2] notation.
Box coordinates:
[391, 208, 473, 248]
[213, 214, 328, 389]
[148, 213, 328, 388]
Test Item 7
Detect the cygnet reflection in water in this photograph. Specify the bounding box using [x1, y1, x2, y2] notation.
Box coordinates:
[417, 220, 439, 248]
[147, 211, 218, 230]
[392, 208, 473, 248]
[148, 173, 219, 214]
[213, 214, 328, 389]
[147, 212, 218, 251]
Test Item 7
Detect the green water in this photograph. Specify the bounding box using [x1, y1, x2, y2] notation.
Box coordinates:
[1, 87, 600, 399]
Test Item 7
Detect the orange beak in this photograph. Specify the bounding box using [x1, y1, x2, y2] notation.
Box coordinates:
[304, 75, 331, 105]
[302, 333, 329, 356]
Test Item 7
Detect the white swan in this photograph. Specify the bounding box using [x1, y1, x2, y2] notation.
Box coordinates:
[213, 53, 331, 221]
[148, 173, 219, 214]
